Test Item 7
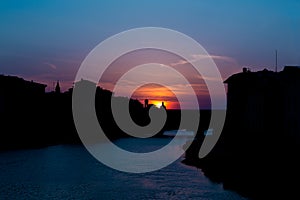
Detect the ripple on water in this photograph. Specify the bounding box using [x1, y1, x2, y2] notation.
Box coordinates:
[0, 138, 248, 200]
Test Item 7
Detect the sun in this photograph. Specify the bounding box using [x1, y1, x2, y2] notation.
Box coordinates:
[131, 84, 178, 109]
[153, 101, 162, 108]
[151, 100, 167, 109]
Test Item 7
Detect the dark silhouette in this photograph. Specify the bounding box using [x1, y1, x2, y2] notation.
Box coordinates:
[55, 80, 61, 94]
[184, 66, 300, 199]
[2, 65, 300, 198]
[0, 76, 179, 150]
[144, 99, 155, 110]
[144, 99, 149, 108]
[161, 102, 166, 110]
[0, 75, 48, 149]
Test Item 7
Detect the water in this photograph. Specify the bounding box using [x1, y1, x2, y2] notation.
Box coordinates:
[0, 138, 247, 199]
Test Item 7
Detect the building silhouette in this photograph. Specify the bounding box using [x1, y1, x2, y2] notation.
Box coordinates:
[0, 75, 46, 95]
[184, 66, 300, 199]
[0, 75, 46, 113]
[0, 75, 48, 149]
[224, 66, 300, 145]
[144, 98, 154, 110]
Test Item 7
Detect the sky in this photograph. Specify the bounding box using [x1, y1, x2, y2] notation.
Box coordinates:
[1, 0, 300, 109]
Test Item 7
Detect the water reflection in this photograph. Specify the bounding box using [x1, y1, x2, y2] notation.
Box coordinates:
[0, 138, 247, 199]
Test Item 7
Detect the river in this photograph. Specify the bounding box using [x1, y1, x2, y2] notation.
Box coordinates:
[0, 138, 247, 199]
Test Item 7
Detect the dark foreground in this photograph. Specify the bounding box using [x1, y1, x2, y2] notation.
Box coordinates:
[184, 68, 300, 199]
[183, 109, 300, 199]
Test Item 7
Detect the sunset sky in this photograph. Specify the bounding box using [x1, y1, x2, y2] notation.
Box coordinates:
[1, 0, 299, 109]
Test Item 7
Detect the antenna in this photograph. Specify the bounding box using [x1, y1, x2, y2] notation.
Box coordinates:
[275, 50, 278, 72]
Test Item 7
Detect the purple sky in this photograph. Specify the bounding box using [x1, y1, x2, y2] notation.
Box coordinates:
[1, 0, 299, 108]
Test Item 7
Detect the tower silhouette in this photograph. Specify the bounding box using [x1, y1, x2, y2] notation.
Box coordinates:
[144, 99, 149, 108]
[55, 81, 61, 94]
[161, 102, 166, 109]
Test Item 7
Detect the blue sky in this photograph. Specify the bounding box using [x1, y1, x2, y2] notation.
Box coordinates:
[0, 0, 300, 92]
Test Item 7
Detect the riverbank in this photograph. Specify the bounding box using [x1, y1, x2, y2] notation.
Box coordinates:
[183, 132, 300, 199]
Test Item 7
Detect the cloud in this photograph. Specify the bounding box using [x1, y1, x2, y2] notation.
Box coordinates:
[170, 54, 236, 67]
[193, 54, 236, 63]
[44, 62, 57, 70]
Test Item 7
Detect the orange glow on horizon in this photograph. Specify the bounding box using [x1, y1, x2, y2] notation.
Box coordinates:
[150, 100, 167, 108]
[131, 84, 179, 109]
[147, 100, 178, 110]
